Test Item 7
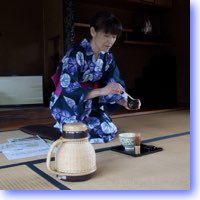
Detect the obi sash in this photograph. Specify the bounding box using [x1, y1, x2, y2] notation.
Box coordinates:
[51, 67, 100, 96]
[80, 82, 100, 89]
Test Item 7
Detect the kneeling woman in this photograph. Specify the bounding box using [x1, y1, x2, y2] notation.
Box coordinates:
[50, 11, 141, 143]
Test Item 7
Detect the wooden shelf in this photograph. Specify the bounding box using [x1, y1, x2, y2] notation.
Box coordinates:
[74, 22, 134, 33]
[124, 40, 174, 46]
[74, 22, 90, 28]
[74, 23, 173, 47]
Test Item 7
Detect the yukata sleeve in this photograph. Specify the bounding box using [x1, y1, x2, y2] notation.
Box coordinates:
[99, 55, 127, 104]
[59, 51, 93, 121]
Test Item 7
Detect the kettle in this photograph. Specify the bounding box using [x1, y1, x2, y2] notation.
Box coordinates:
[46, 122, 97, 181]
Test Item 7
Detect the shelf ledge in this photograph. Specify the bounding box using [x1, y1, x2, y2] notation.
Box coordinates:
[74, 22, 134, 32]
[124, 40, 174, 46]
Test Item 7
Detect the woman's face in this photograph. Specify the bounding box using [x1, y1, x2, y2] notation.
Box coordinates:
[90, 27, 117, 54]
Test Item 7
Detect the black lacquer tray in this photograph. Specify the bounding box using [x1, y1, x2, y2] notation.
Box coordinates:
[111, 144, 163, 157]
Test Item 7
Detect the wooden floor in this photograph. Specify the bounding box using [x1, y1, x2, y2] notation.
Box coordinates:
[0, 105, 181, 131]
[0, 106, 54, 131]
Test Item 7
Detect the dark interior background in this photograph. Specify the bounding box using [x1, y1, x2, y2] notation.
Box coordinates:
[0, 0, 190, 109]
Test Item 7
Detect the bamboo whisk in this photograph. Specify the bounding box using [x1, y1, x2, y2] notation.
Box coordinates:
[135, 133, 141, 146]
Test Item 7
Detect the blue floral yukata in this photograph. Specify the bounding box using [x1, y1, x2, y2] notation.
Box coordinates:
[50, 38, 127, 144]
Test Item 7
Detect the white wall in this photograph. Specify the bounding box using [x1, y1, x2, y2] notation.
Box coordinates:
[0, 76, 43, 105]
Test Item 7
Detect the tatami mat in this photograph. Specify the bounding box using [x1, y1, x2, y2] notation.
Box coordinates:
[94, 109, 190, 149]
[0, 110, 190, 152]
[35, 134, 190, 190]
[0, 109, 190, 190]
[113, 109, 189, 135]
[0, 165, 58, 190]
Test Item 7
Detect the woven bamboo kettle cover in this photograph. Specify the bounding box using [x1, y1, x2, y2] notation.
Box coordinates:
[46, 122, 97, 181]
[63, 122, 88, 132]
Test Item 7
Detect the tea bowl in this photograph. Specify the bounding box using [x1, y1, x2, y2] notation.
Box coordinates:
[127, 98, 140, 110]
[119, 133, 136, 151]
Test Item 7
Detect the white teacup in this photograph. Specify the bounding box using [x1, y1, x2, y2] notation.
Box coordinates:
[119, 133, 136, 151]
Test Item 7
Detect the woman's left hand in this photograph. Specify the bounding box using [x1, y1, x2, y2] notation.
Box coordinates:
[117, 99, 131, 110]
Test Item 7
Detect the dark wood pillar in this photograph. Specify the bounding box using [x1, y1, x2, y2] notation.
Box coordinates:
[63, 0, 75, 53]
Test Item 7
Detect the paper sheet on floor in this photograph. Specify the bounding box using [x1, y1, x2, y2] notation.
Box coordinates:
[0, 136, 51, 160]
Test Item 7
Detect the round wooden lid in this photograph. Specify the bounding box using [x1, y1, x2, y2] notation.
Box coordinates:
[63, 122, 88, 132]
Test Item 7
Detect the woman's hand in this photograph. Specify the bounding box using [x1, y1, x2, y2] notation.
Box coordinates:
[85, 82, 123, 100]
[100, 82, 123, 96]
[117, 99, 131, 110]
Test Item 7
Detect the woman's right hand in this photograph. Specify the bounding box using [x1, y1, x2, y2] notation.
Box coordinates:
[85, 82, 124, 100]
[101, 82, 123, 96]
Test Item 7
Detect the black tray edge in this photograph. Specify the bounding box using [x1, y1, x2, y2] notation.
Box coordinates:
[111, 144, 163, 157]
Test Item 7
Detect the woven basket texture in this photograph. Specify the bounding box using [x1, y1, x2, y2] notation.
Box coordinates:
[55, 138, 96, 176]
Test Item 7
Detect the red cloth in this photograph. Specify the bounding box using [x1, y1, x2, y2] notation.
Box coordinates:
[51, 68, 61, 96]
[80, 82, 100, 89]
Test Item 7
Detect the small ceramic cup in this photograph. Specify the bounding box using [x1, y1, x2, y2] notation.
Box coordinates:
[119, 133, 136, 151]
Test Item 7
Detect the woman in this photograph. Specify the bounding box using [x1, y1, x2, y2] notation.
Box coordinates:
[50, 11, 141, 143]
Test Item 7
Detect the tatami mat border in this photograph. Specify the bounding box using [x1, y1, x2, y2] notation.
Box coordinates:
[142, 131, 190, 143]
[26, 164, 70, 190]
[0, 128, 20, 133]
[111, 107, 188, 119]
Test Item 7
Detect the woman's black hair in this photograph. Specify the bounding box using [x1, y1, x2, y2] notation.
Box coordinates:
[90, 11, 122, 36]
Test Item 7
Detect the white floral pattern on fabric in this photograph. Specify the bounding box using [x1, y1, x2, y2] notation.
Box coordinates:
[94, 59, 103, 72]
[76, 51, 85, 66]
[50, 93, 58, 109]
[86, 117, 101, 129]
[62, 55, 69, 65]
[63, 96, 76, 108]
[60, 73, 71, 88]
[83, 70, 94, 82]
[62, 58, 69, 72]
[61, 115, 77, 125]
[101, 121, 116, 134]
